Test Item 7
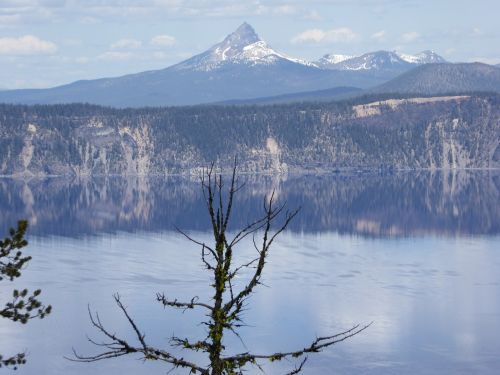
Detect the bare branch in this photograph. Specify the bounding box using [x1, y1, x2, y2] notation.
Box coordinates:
[176, 227, 217, 261]
[156, 293, 213, 311]
[113, 294, 147, 350]
[223, 199, 300, 316]
[223, 323, 372, 364]
[222, 160, 238, 233]
[228, 256, 260, 280]
[285, 357, 308, 375]
[171, 336, 210, 352]
[70, 302, 210, 374]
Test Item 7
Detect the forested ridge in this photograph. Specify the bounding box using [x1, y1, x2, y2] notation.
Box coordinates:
[1, 93, 499, 176]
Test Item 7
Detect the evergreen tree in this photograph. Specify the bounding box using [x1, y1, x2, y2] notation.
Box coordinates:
[0, 220, 52, 370]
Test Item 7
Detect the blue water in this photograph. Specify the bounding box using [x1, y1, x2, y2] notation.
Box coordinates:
[0, 171, 499, 374]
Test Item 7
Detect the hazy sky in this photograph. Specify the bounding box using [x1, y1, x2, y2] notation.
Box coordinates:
[0, 0, 498, 89]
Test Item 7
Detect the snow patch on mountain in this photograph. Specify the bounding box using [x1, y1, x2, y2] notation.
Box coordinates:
[397, 50, 446, 64]
[398, 53, 422, 64]
[318, 54, 355, 65]
[332, 51, 409, 71]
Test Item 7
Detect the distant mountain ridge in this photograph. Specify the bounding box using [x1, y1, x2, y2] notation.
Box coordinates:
[214, 62, 500, 105]
[0, 22, 494, 108]
[217, 86, 362, 105]
[372, 63, 500, 95]
[315, 50, 446, 71]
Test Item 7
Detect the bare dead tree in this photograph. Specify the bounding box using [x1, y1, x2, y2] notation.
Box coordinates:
[71, 163, 370, 374]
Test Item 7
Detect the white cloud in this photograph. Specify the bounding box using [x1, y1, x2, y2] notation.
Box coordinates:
[150, 34, 176, 47]
[97, 51, 134, 61]
[111, 38, 142, 49]
[0, 35, 57, 55]
[371, 30, 386, 42]
[401, 31, 420, 43]
[291, 27, 357, 44]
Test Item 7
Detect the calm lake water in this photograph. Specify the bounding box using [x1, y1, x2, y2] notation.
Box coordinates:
[0, 171, 499, 374]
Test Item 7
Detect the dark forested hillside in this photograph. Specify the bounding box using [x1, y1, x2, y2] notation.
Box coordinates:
[0, 94, 499, 176]
[372, 63, 500, 95]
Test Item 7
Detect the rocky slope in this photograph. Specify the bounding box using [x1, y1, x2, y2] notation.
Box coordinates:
[0, 94, 499, 176]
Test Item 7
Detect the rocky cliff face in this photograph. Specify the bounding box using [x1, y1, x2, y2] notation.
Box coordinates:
[0, 94, 499, 176]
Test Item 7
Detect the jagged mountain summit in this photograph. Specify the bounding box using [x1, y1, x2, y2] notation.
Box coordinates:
[317, 50, 446, 71]
[173, 22, 312, 71]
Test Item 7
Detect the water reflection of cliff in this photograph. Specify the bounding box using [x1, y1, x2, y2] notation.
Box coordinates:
[0, 171, 499, 238]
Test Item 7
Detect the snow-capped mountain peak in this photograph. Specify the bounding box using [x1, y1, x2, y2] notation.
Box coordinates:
[173, 22, 313, 71]
[172, 24, 446, 73]
[210, 22, 261, 62]
[221, 22, 260, 49]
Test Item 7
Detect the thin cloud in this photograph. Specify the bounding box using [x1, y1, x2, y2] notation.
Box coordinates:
[371, 30, 386, 42]
[97, 51, 134, 61]
[111, 38, 142, 49]
[471, 27, 483, 36]
[0, 35, 57, 55]
[150, 34, 176, 47]
[303, 10, 322, 21]
[0, 14, 21, 26]
[273, 5, 297, 15]
[79, 16, 102, 24]
[291, 27, 358, 44]
[75, 56, 90, 64]
[401, 31, 420, 43]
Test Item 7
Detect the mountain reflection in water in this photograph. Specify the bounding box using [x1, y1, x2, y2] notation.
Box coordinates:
[0, 171, 498, 238]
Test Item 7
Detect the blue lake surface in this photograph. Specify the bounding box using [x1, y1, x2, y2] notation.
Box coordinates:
[0, 171, 499, 374]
